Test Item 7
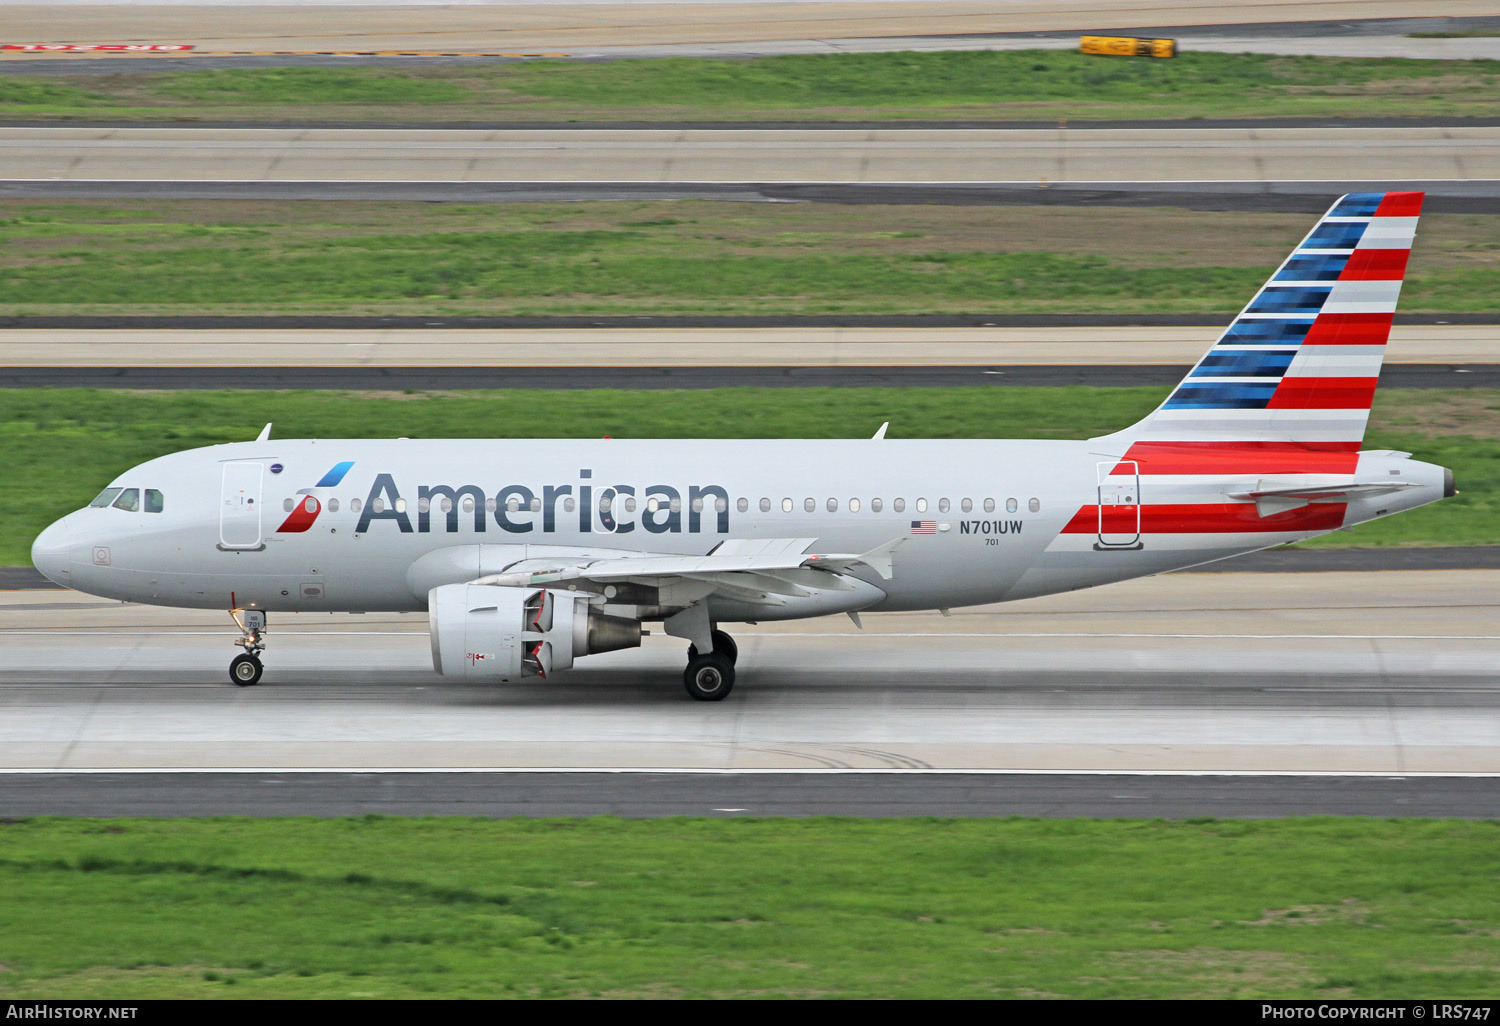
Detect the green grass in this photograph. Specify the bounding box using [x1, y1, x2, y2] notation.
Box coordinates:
[0, 817, 1496, 998]
[5, 387, 1497, 567]
[3, 200, 1498, 316]
[3, 50, 1498, 121]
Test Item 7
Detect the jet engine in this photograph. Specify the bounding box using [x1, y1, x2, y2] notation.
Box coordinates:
[428, 583, 642, 680]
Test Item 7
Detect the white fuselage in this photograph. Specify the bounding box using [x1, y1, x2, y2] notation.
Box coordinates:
[31, 436, 1449, 619]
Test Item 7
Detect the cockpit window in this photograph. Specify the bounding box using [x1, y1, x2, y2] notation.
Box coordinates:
[89, 487, 123, 508]
[144, 489, 164, 513]
[111, 488, 140, 512]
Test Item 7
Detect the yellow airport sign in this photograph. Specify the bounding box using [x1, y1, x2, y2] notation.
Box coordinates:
[1080, 36, 1176, 59]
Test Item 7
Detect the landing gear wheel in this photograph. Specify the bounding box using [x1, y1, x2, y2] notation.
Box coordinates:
[230, 653, 263, 687]
[688, 629, 739, 665]
[683, 652, 735, 701]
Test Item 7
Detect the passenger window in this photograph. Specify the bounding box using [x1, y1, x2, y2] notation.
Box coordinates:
[461, 496, 474, 514]
[530, 497, 541, 512]
[715, 497, 728, 513]
[284, 498, 295, 513]
[849, 498, 860, 513]
[507, 496, 520, 513]
[439, 497, 453, 513]
[760, 498, 771, 512]
[1029, 498, 1041, 513]
[669, 497, 681, 513]
[328, 498, 339, 512]
[418, 497, 430, 514]
[564, 498, 576, 513]
[691, 496, 704, 513]
[145, 489, 164, 513]
[485, 498, 496, 514]
[1006, 498, 1018, 513]
[648, 498, 660, 513]
[782, 498, 793, 512]
[395, 498, 408, 514]
[112, 488, 140, 512]
[804, 498, 816, 513]
[961, 498, 972, 513]
[893, 498, 905, 513]
[599, 494, 612, 513]
[737, 497, 749, 513]
[872, 498, 882, 512]
[302, 496, 316, 514]
[938, 498, 950, 513]
[351, 498, 362, 513]
[89, 487, 123, 508]
[915, 498, 928, 513]
[625, 497, 637, 513]
[827, 498, 837, 512]
[984, 498, 995, 513]
[372, 498, 385, 513]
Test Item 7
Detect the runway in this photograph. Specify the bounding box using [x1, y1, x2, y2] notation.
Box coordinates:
[4, 571, 1497, 779]
[2, 4, 1497, 73]
[4, 3, 1488, 58]
[6, 126, 1499, 185]
[9, 176, 1500, 212]
[3, 771, 1499, 818]
[1, 326, 1494, 388]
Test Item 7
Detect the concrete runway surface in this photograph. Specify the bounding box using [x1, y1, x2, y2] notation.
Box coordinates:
[4, 3, 1488, 57]
[1, 325, 1493, 370]
[4, 771, 1500, 818]
[6, 126, 1498, 184]
[4, 571, 1497, 777]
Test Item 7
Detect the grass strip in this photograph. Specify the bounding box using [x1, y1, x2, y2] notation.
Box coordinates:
[0, 817, 1496, 998]
[4, 387, 1496, 566]
[2, 200, 1498, 317]
[2, 50, 1499, 121]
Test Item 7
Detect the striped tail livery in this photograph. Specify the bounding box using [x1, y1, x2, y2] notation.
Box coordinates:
[1048, 191, 1454, 576]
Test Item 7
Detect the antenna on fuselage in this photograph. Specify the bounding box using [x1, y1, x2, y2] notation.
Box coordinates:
[255, 423, 272, 442]
[872, 422, 889, 440]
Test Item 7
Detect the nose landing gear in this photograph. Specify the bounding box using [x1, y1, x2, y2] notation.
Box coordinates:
[684, 629, 738, 701]
[229, 609, 267, 686]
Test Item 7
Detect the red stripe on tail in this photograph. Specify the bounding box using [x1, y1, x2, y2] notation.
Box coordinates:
[1267, 377, 1379, 410]
[1116, 441, 1360, 476]
[1339, 249, 1409, 280]
[1375, 192, 1424, 217]
[1301, 313, 1394, 347]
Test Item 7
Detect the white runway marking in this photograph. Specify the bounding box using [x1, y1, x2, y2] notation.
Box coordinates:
[0, 767, 1497, 778]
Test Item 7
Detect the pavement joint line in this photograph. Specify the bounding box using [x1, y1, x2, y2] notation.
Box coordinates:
[1, 767, 1498, 777]
[4, 177, 1497, 185]
[5, 631, 1500, 640]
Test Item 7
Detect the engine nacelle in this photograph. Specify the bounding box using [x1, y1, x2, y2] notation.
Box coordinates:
[428, 583, 642, 680]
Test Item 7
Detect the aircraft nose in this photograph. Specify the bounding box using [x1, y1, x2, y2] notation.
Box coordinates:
[31, 516, 75, 587]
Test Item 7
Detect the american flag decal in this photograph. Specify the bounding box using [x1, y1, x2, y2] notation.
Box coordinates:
[910, 520, 936, 535]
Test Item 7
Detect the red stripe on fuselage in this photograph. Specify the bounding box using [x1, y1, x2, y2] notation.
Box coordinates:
[276, 496, 320, 533]
[1301, 312, 1394, 346]
[1114, 441, 1360, 475]
[1374, 192, 1424, 217]
[1267, 376, 1378, 410]
[1339, 249, 1409, 280]
[1062, 502, 1347, 535]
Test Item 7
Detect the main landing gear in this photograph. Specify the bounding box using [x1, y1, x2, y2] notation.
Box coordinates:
[684, 629, 738, 701]
[229, 609, 267, 686]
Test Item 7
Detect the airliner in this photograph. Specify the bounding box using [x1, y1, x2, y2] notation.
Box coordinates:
[30, 192, 1454, 700]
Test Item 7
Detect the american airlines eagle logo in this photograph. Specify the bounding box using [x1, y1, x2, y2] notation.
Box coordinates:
[275, 461, 354, 533]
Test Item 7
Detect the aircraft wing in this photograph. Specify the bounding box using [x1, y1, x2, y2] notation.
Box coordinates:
[476, 536, 904, 592]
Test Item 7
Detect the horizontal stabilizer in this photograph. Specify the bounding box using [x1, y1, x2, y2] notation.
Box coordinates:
[1227, 480, 1419, 517]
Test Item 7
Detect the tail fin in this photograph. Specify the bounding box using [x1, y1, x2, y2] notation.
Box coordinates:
[1101, 191, 1423, 453]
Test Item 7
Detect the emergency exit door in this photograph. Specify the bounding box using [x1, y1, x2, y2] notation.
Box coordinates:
[220, 462, 265, 550]
[1096, 460, 1141, 548]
